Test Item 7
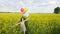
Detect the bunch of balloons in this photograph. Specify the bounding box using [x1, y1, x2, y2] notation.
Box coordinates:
[20, 8, 28, 14]
[20, 8, 29, 17]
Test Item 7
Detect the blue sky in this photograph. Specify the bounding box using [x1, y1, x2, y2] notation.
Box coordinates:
[0, 0, 60, 13]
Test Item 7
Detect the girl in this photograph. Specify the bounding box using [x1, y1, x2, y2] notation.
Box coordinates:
[12, 17, 28, 34]
[20, 17, 27, 34]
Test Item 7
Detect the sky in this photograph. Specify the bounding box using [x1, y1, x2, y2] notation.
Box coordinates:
[0, 0, 60, 13]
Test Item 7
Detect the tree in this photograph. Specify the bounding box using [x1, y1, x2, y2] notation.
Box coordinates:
[54, 7, 60, 14]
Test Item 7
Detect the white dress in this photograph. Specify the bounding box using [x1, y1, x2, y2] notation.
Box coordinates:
[20, 21, 26, 32]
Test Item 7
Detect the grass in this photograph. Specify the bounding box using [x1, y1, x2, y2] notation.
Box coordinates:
[0, 13, 60, 34]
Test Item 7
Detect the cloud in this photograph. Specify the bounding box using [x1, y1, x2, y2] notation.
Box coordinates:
[26, 0, 33, 3]
[19, 1, 25, 7]
[48, 0, 57, 4]
[0, 0, 60, 13]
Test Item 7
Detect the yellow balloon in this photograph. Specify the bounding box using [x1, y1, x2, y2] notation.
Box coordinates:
[24, 8, 28, 12]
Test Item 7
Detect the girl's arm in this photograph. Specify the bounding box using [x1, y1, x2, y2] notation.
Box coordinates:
[11, 23, 20, 28]
[15, 23, 20, 26]
[25, 18, 29, 21]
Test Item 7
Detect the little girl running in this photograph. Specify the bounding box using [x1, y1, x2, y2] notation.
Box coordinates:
[20, 17, 27, 34]
[12, 17, 28, 34]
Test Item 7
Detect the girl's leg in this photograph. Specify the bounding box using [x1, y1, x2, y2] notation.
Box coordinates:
[24, 31, 25, 34]
[22, 31, 25, 34]
[25, 31, 28, 34]
[23, 31, 28, 34]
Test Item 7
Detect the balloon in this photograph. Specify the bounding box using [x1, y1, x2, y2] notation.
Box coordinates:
[23, 12, 29, 17]
[20, 8, 28, 15]
[24, 8, 28, 12]
[20, 8, 24, 12]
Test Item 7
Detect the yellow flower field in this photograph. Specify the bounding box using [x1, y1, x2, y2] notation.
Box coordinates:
[0, 13, 60, 34]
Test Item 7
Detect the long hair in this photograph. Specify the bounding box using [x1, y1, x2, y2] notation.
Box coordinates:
[20, 16, 26, 22]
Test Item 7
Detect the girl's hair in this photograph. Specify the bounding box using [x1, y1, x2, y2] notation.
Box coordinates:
[20, 16, 26, 22]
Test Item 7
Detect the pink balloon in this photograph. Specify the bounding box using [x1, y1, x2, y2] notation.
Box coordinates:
[20, 8, 24, 12]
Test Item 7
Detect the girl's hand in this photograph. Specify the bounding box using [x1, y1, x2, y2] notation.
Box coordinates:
[10, 23, 20, 28]
[25, 18, 29, 21]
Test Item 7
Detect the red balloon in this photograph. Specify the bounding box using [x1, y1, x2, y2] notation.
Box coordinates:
[20, 8, 24, 12]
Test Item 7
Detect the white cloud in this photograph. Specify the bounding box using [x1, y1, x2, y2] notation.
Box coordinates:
[20, 1, 24, 5]
[26, 0, 33, 3]
[48, 0, 57, 4]
[40, 2, 47, 5]
[0, 0, 60, 13]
